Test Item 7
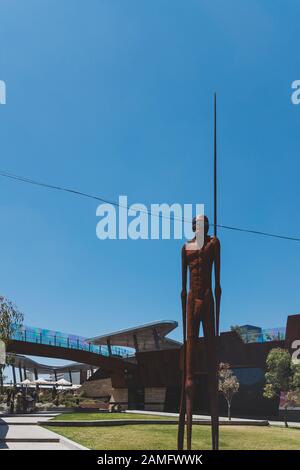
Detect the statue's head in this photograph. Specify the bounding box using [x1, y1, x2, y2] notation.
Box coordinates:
[192, 215, 209, 236]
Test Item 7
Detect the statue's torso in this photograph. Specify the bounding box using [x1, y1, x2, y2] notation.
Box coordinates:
[185, 236, 216, 298]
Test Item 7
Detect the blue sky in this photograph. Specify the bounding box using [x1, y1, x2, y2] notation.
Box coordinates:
[0, 0, 300, 354]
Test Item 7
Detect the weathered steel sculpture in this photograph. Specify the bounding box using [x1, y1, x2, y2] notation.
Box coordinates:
[177, 94, 221, 450]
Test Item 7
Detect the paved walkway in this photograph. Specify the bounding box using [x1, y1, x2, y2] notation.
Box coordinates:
[126, 410, 300, 428]
[126, 410, 262, 422]
[0, 414, 87, 450]
[269, 420, 300, 429]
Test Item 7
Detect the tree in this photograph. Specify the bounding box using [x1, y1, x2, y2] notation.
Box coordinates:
[263, 348, 300, 427]
[230, 325, 261, 343]
[0, 296, 24, 391]
[0, 296, 24, 344]
[218, 362, 240, 420]
[230, 325, 243, 339]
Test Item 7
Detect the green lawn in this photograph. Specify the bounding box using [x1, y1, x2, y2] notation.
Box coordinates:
[46, 424, 300, 450]
[51, 412, 176, 421]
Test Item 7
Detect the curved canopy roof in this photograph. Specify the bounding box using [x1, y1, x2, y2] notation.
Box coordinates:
[8, 354, 91, 373]
[87, 320, 181, 352]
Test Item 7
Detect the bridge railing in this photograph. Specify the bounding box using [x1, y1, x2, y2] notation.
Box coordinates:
[12, 326, 127, 358]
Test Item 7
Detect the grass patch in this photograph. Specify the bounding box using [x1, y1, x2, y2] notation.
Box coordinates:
[45, 424, 300, 450]
[51, 412, 176, 421]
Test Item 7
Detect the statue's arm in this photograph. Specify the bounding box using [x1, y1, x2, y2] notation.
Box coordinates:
[181, 244, 187, 295]
[214, 237, 222, 336]
[181, 245, 187, 340]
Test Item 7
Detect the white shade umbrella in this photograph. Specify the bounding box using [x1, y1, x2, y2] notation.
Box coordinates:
[20, 379, 32, 385]
[56, 378, 72, 386]
[34, 378, 50, 385]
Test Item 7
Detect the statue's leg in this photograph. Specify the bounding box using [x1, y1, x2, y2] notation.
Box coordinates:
[202, 295, 219, 451]
[177, 342, 186, 450]
[186, 296, 202, 450]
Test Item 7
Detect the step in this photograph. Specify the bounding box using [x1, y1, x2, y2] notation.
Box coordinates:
[0, 437, 60, 443]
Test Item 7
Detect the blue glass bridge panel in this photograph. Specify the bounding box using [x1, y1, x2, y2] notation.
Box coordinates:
[240, 327, 286, 343]
[12, 326, 128, 358]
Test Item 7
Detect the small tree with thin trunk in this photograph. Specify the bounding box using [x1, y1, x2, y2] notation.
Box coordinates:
[0, 296, 24, 391]
[218, 362, 240, 420]
[263, 348, 300, 427]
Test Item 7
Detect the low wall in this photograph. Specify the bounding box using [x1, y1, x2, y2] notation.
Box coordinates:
[80, 377, 113, 398]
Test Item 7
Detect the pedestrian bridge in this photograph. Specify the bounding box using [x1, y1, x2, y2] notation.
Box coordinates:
[13, 326, 128, 357]
[7, 325, 133, 371]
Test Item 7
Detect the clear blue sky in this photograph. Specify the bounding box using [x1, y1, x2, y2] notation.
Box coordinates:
[0, 0, 300, 348]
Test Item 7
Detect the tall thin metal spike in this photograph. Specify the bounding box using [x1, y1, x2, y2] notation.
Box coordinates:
[214, 93, 217, 237]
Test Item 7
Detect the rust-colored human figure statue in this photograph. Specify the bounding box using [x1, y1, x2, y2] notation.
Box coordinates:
[177, 215, 221, 450]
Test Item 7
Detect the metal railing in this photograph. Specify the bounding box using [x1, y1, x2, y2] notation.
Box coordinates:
[12, 326, 128, 358]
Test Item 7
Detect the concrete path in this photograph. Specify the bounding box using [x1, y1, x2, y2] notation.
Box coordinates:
[1, 415, 58, 425]
[125, 410, 264, 422]
[269, 420, 300, 429]
[126, 410, 300, 428]
[0, 442, 73, 450]
[0, 423, 60, 441]
[0, 414, 87, 450]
